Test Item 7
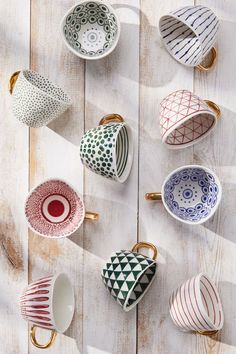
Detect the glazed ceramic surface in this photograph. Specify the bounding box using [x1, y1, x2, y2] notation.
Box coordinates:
[11, 70, 71, 127]
[61, 0, 120, 60]
[160, 90, 217, 149]
[20, 273, 75, 333]
[159, 5, 219, 67]
[169, 273, 224, 332]
[25, 179, 85, 238]
[80, 122, 133, 182]
[101, 247, 157, 311]
[162, 165, 222, 224]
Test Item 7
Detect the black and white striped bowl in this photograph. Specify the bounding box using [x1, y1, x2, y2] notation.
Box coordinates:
[159, 5, 219, 67]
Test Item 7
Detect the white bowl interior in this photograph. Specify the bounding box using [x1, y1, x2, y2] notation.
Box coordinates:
[159, 15, 202, 66]
[115, 125, 133, 182]
[62, 1, 119, 58]
[200, 275, 223, 329]
[52, 274, 74, 333]
[23, 70, 70, 103]
[165, 113, 215, 146]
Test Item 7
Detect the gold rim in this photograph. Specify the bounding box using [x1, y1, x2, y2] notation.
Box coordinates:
[204, 100, 221, 119]
[85, 211, 99, 221]
[8, 71, 21, 94]
[197, 329, 219, 336]
[30, 326, 57, 349]
[99, 113, 124, 126]
[196, 47, 217, 72]
[145, 192, 162, 201]
[131, 241, 158, 260]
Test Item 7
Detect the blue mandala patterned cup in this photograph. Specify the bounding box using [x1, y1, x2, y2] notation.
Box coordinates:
[145, 165, 222, 224]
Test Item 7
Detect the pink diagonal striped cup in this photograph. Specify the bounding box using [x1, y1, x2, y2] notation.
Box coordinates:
[20, 273, 75, 349]
[169, 273, 224, 334]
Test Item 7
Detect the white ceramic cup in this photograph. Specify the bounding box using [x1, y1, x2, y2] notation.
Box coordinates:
[20, 273, 75, 349]
[80, 114, 133, 183]
[145, 165, 222, 225]
[60, 0, 121, 60]
[9, 70, 71, 127]
[159, 5, 219, 71]
[160, 89, 221, 149]
[169, 273, 224, 334]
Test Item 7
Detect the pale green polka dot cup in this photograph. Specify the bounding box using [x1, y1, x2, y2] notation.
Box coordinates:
[80, 114, 133, 183]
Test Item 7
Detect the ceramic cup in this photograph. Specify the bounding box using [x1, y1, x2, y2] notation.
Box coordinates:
[159, 5, 219, 71]
[61, 0, 120, 60]
[80, 114, 133, 183]
[145, 165, 222, 225]
[101, 241, 158, 311]
[9, 70, 71, 127]
[169, 273, 224, 335]
[160, 89, 221, 149]
[20, 273, 75, 349]
[25, 179, 99, 238]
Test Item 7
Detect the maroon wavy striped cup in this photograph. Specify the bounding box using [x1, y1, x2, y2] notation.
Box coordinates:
[169, 273, 224, 334]
[20, 273, 75, 349]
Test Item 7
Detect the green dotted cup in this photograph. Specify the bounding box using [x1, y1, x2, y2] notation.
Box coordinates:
[101, 242, 158, 312]
[80, 114, 133, 183]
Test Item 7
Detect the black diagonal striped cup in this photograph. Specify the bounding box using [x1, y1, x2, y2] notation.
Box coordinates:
[159, 5, 219, 71]
[80, 114, 133, 183]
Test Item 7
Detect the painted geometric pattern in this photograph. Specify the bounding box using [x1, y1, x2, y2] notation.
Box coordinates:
[20, 276, 54, 329]
[160, 90, 214, 146]
[160, 6, 219, 66]
[101, 250, 156, 310]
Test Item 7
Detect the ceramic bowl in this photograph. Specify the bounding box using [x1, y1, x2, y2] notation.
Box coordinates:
[162, 165, 222, 224]
[61, 0, 120, 60]
[25, 179, 85, 238]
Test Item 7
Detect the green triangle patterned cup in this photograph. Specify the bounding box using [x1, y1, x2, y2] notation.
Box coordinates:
[80, 114, 133, 183]
[101, 242, 158, 311]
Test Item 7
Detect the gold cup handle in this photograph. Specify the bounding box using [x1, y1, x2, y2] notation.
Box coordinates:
[99, 113, 124, 126]
[197, 330, 219, 336]
[131, 241, 158, 261]
[8, 71, 21, 94]
[196, 47, 217, 72]
[204, 100, 221, 119]
[145, 192, 162, 201]
[30, 326, 57, 349]
[85, 211, 99, 221]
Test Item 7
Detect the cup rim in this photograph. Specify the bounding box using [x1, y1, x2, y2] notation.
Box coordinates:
[161, 90, 217, 149]
[60, 0, 121, 60]
[123, 257, 156, 312]
[51, 273, 75, 333]
[161, 165, 222, 225]
[194, 273, 224, 331]
[20, 70, 71, 105]
[25, 178, 85, 238]
[113, 123, 133, 183]
[159, 6, 217, 67]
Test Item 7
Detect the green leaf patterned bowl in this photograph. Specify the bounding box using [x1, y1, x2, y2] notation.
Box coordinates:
[60, 0, 121, 60]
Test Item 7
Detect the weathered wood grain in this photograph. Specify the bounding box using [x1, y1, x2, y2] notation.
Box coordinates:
[29, 0, 85, 353]
[0, 0, 30, 353]
[82, 1, 139, 353]
[138, 1, 199, 353]
[194, 1, 236, 353]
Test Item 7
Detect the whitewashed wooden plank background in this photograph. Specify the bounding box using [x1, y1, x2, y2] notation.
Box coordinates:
[0, 0, 236, 353]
